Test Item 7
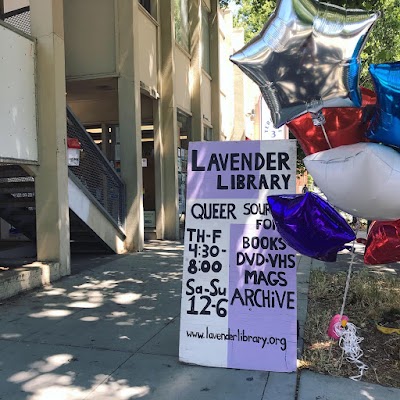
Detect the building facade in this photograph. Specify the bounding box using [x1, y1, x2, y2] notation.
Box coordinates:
[0, 0, 225, 293]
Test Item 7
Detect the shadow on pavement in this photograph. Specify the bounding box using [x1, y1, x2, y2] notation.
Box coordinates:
[0, 241, 189, 399]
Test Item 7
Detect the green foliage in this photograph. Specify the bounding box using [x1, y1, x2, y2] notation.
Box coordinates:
[296, 143, 307, 177]
[220, 0, 400, 174]
[219, 0, 231, 7]
[331, 1, 400, 88]
[223, 0, 400, 86]
[234, 1, 275, 42]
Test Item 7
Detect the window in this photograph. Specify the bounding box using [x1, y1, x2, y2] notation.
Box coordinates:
[174, 0, 190, 52]
[177, 109, 192, 149]
[139, 0, 157, 19]
[204, 126, 213, 141]
[201, 7, 210, 73]
[139, 0, 151, 14]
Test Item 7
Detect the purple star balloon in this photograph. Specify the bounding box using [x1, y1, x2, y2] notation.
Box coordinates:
[267, 192, 355, 262]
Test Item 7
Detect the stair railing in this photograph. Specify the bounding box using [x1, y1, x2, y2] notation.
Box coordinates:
[2, 6, 31, 35]
[67, 107, 126, 229]
[2, 8, 126, 230]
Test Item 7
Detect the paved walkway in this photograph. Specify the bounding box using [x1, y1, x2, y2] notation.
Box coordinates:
[0, 241, 399, 399]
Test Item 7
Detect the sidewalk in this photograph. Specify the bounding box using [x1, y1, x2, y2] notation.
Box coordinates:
[0, 241, 398, 400]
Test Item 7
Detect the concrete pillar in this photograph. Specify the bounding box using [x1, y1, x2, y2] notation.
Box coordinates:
[210, 0, 222, 140]
[189, 0, 203, 142]
[117, 0, 144, 251]
[233, 28, 245, 141]
[30, 0, 70, 273]
[152, 0, 165, 240]
[101, 124, 109, 211]
[159, 0, 179, 239]
[101, 124, 112, 160]
[153, 99, 165, 239]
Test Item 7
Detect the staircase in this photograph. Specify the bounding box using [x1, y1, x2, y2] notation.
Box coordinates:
[66, 107, 126, 253]
[0, 9, 126, 254]
[0, 166, 36, 241]
[0, 108, 126, 254]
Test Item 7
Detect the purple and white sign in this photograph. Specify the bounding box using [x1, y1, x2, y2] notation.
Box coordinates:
[179, 140, 297, 372]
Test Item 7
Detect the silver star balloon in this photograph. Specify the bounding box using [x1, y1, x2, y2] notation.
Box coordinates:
[230, 0, 380, 128]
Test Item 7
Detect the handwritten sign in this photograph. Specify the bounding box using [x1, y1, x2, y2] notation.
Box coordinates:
[179, 140, 297, 372]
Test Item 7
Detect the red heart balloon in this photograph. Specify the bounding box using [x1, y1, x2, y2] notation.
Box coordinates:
[287, 87, 376, 156]
[364, 220, 400, 265]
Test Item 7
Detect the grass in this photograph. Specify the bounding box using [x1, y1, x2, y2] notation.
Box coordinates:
[301, 269, 400, 388]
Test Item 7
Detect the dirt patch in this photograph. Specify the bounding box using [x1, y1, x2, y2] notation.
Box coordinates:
[301, 269, 400, 388]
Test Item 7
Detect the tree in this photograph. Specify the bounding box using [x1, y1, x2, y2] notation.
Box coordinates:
[234, 1, 275, 42]
[347, 0, 400, 87]
[222, 0, 400, 87]
[219, 0, 231, 7]
[220, 0, 400, 175]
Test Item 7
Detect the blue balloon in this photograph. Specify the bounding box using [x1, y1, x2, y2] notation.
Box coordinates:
[267, 193, 356, 262]
[367, 62, 400, 148]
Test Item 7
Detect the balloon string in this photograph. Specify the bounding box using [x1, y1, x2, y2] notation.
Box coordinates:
[320, 124, 333, 149]
[336, 221, 368, 381]
[339, 221, 359, 320]
[334, 321, 368, 381]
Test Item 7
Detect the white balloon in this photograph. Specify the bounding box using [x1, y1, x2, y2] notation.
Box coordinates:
[304, 143, 400, 221]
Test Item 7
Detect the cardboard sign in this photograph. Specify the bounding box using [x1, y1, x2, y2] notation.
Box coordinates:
[144, 211, 156, 228]
[260, 98, 289, 140]
[179, 140, 297, 372]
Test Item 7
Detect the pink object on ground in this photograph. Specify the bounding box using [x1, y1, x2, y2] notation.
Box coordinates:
[327, 314, 349, 340]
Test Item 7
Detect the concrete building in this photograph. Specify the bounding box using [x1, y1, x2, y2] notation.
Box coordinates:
[227, 17, 306, 193]
[216, 9, 261, 143]
[0, 0, 226, 298]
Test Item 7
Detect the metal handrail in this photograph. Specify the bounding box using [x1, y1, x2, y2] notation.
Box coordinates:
[67, 107, 126, 228]
[2, 6, 30, 35]
[2, 6, 126, 229]
[2, 6, 30, 19]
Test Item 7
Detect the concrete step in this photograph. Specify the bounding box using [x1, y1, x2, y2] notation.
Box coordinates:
[0, 165, 30, 178]
[0, 181, 35, 194]
[0, 197, 35, 208]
